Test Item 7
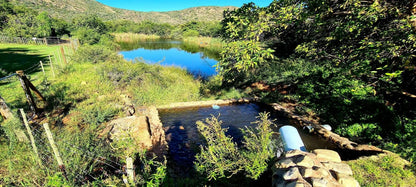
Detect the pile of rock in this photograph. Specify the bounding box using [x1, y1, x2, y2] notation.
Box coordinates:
[273, 149, 359, 187]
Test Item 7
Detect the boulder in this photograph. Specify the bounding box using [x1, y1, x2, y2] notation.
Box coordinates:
[283, 167, 302, 180]
[108, 116, 152, 150]
[322, 162, 353, 176]
[276, 158, 297, 169]
[313, 149, 342, 163]
[296, 155, 315, 168]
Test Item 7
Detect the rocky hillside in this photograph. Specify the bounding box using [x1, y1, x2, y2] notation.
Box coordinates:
[11, 0, 235, 24]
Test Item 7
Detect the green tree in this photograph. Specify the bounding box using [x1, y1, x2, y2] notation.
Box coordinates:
[218, 0, 416, 162]
[36, 12, 52, 37]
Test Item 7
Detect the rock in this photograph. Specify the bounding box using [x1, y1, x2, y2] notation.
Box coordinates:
[302, 168, 316, 178]
[283, 167, 301, 180]
[108, 116, 152, 150]
[286, 180, 306, 187]
[302, 167, 331, 179]
[286, 150, 307, 158]
[313, 149, 342, 163]
[322, 162, 353, 176]
[273, 169, 287, 186]
[296, 155, 316, 168]
[315, 167, 331, 178]
[336, 173, 360, 187]
[277, 158, 297, 168]
[311, 178, 328, 187]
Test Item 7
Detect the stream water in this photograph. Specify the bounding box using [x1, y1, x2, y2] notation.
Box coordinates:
[158, 103, 337, 178]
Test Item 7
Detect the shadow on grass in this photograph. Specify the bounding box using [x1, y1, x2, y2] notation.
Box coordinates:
[0, 48, 48, 74]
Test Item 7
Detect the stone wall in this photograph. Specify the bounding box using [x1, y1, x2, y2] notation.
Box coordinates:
[273, 149, 359, 187]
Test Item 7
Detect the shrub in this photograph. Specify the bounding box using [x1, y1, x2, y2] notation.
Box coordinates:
[241, 112, 278, 179]
[134, 151, 167, 186]
[195, 112, 277, 181]
[195, 115, 243, 180]
[71, 45, 119, 64]
[182, 29, 200, 37]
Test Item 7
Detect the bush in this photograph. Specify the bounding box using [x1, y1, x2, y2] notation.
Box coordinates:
[71, 45, 119, 64]
[195, 112, 278, 181]
[182, 29, 200, 37]
[195, 115, 243, 180]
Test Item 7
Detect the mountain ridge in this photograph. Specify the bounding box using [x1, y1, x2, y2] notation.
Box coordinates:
[11, 0, 235, 24]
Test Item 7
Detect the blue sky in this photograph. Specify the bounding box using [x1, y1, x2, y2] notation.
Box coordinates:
[96, 0, 274, 12]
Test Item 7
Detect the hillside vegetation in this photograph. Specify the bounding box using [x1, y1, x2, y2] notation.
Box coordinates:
[10, 0, 235, 24]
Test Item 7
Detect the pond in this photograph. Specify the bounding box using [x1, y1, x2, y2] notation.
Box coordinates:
[158, 103, 337, 178]
[119, 40, 219, 78]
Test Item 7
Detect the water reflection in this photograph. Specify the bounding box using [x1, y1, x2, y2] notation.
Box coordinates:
[119, 39, 220, 78]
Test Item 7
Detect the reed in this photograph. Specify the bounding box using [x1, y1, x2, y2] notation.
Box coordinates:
[113, 33, 161, 43]
[182, 36, 224, 51]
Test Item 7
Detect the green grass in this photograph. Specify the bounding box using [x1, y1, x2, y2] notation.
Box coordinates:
[0, 43, 60, 73]
[347, 153, 416, 186]
[1, 43, 199, 185]
[0, 43, 70, 112]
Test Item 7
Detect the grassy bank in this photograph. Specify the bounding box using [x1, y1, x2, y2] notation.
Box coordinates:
[0, 43, 201, 185]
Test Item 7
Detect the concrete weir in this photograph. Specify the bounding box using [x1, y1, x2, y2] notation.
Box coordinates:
[156, 98, 256, 110]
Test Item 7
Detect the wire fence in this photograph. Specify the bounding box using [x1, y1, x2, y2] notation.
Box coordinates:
[0, 40, 78, 85]
[0, 38, 128, 185]
[27, 123, 126, 185]
[0, 35, 68, 45]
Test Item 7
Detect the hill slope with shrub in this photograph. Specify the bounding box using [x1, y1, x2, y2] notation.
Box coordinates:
[11, 0, 235, 24]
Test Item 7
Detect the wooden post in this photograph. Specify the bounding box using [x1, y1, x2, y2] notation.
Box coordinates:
[43, 123, 68, 180]
[23, 77, 46, 102]
[16, 71, 38, 115]
[49, 55, 56, 78]
[126, 157, 135, 184]
[0, 95, 13, 120]
[71, 40, 76, 53]
[40, 61, 45, 76]
[20, 109, 42, 167]
[56, 50, 62, 66]
[60, 46, 67, 64]
[44, 38, 48, 45]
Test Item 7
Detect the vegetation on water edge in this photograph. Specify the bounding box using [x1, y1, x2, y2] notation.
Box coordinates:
[113, 33, 161, 43]
[195, 113, 279, 181]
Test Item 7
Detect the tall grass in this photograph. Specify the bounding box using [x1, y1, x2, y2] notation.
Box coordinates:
[113, 33, 161, 43]
[182, 36, 223, 51]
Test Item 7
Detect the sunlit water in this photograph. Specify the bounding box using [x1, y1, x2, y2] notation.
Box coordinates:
[159, 103, 336, 177]
[119, 40, 218, 78]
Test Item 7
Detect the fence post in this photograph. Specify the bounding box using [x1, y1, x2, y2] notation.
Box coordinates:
[0, 95, 13, 120]
[20, 109, 42, 167]
[40, 61, 45, 76]
[126, 157, 135, 185]
[60, 46, 67, 64]
[49, 55, 56, 78]
[16, 71, 38, 115]
[43, 123, 68, 180]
